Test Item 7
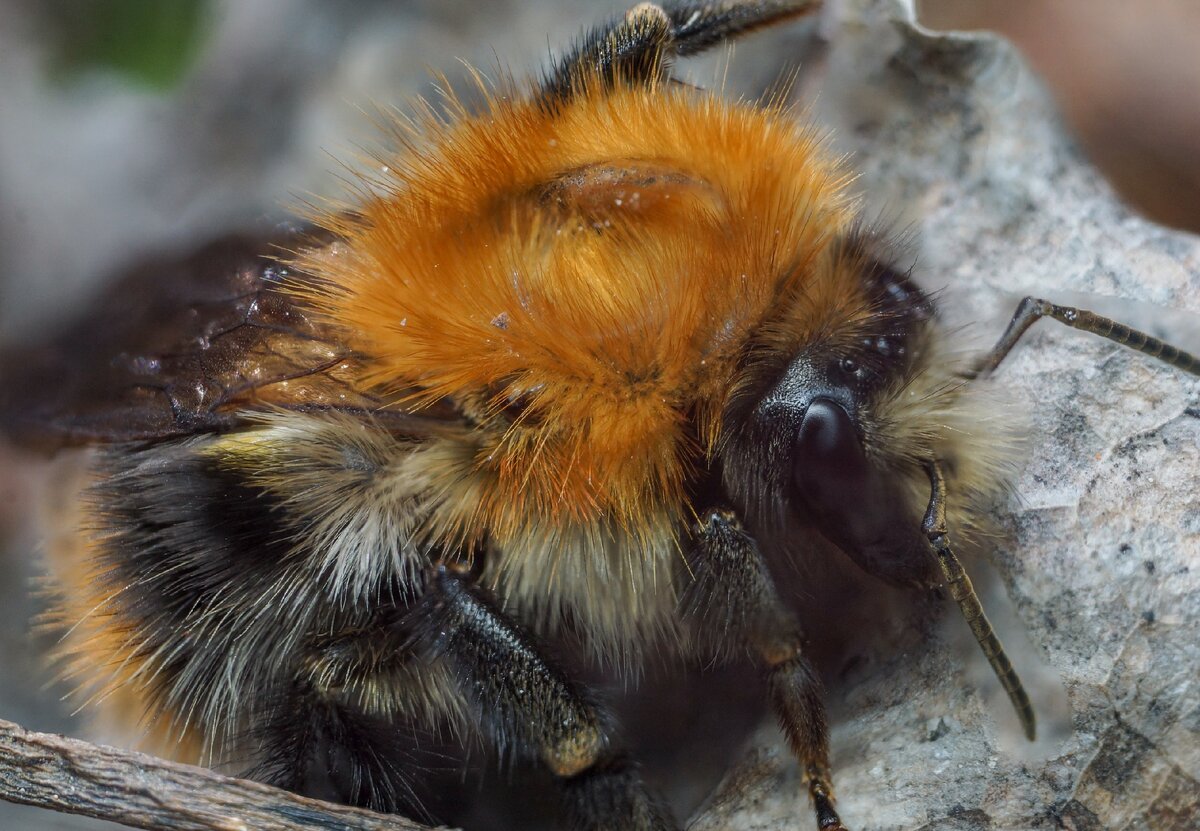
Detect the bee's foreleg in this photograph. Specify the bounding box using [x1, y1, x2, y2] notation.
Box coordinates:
[683, 507, 848, 831]
[541, 1, 821, 102]
[415, 564, 678, 831]
[921, 460, 1037, 742]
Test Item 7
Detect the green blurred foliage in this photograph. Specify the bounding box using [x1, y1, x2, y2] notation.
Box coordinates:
[43, 0, 211, 91]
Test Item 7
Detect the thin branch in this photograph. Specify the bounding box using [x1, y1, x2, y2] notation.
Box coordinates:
[0, 716, 453, 831]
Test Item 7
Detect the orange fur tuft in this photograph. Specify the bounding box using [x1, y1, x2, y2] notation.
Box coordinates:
[39, 452, 207, 763]
[294, 80, 854, 540]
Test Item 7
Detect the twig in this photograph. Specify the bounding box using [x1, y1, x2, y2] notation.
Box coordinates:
[0, 716, 453, 831]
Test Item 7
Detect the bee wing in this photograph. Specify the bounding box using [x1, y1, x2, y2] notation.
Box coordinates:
[0, 230, 405, 447]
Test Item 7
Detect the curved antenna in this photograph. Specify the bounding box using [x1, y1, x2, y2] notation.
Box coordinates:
[922, 460, 1037, 741]
[973, 295, 1200, 378]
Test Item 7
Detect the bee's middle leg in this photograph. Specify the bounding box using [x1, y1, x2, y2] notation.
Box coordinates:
[417, 564, 677, 831]
[683, 508, 849, 831]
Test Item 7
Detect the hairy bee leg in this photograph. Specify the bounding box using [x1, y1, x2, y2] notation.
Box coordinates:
[974, 295, 1200, 377]
[768, 654, 847, 831]
[421, 566, 676, 831]
[684, 508, 848, 831]
[561, 757, 677, 831]
[248, 674, 426, 815]
[921, 460, 1037, 742]
[542, 1, 821, 100]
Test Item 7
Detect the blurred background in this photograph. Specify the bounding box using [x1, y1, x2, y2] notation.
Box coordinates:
[919, 0, 1200, 233]
[2, 1, 1199, 829]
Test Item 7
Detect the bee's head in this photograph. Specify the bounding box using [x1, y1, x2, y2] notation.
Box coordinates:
[721, 238, 995, 588]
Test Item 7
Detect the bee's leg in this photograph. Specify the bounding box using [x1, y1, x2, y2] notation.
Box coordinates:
[542, 1, 820, 101]
[921, 460, 1037, 741]
[248, 655, 429, 815]
[973, 295, 1200, 377]
[683, 508, 848, 831]
[253, 612, 472, 819]
[416, 564, 677, 831]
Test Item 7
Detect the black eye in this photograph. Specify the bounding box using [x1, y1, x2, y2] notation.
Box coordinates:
[839, 357, 859, 376]
[793, 398, 868, 519]
[790, 397, 934, 587]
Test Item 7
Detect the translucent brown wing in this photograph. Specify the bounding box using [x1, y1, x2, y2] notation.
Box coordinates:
[0, 229, 409, 448]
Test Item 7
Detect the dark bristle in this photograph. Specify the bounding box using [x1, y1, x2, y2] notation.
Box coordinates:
[247, 681, 431, 817]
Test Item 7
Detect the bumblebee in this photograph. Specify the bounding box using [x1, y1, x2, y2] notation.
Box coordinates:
[2, 2, 1197, 829]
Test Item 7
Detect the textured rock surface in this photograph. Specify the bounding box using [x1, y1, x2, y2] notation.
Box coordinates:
[1, 1, 1197, 830]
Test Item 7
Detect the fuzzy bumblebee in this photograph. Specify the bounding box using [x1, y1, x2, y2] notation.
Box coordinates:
[4, 2, 1198, 830]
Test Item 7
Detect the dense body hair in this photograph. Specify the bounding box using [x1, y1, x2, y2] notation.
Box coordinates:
[297, 80, 854, 537]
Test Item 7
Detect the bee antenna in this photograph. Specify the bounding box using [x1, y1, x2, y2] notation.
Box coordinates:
[972, 296, 1200, 379]
[921, 459, 1037, 742]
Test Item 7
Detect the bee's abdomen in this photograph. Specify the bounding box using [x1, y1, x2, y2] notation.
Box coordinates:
[51, 425, 451, 765]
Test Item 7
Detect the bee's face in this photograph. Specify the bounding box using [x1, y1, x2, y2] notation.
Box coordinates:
[720, 252, 945, 587]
